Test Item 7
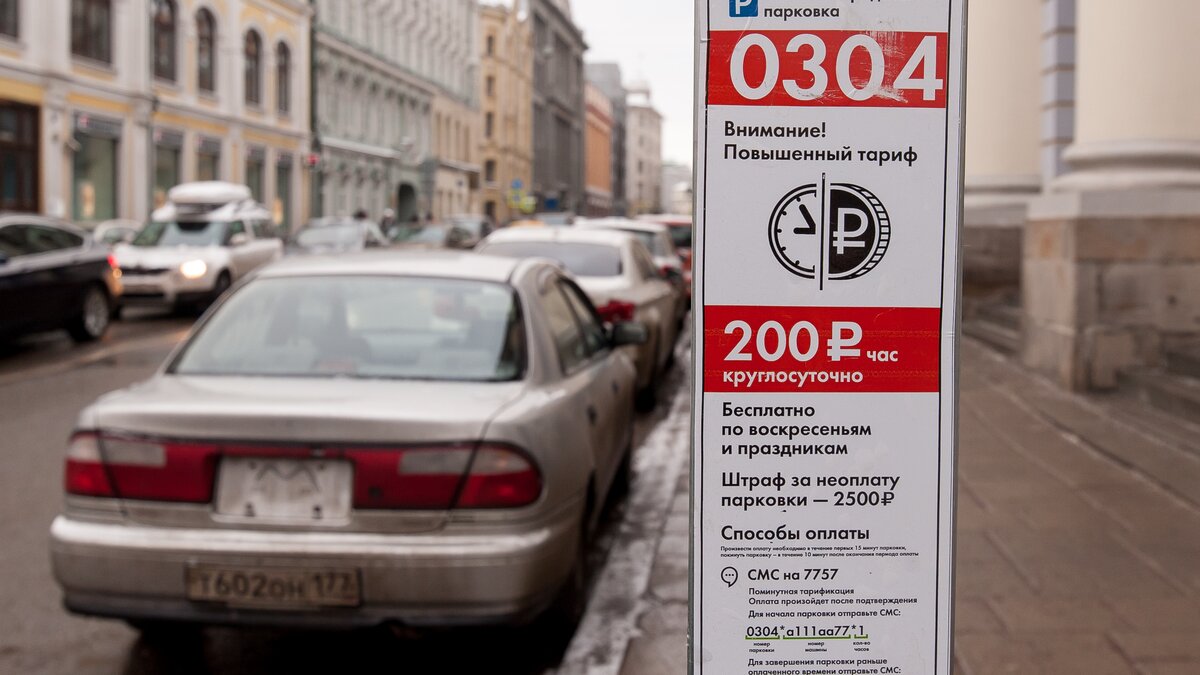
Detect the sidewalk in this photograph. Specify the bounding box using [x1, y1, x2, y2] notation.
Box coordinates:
[617, 338, 1200, 675]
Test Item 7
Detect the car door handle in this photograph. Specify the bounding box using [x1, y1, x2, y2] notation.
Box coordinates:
[587, 405, 598, 425]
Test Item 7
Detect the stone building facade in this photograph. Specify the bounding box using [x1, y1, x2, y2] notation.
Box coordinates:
[529, 0, 585, 215]
[583, 81, 612, 216]
[966, 0, 1200, 391]
[0, 0, 312, 229]
[312, 0, 443, 222]
[625, 82, 661, 216]
[428, 0, 480, 221]
[478, 0, 533, 224]
[585, 62, 627, 217]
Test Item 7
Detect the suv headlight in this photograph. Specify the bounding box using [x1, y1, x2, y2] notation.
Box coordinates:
[180, 260, 208, 280]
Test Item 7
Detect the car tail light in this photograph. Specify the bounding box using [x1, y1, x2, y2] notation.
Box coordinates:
[351, 444, 541, 510]
[349, 447, 473, 510]
[65, 433, 114, 498]
[64, 433, 218, 503]
[107, 254, 118, 269]
[457, 446, 542, 509]
[596, 299, 636, 324]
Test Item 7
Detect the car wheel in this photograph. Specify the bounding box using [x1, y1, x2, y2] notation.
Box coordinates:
[208, 271, 232, 305]
[67, 285, 111, 343]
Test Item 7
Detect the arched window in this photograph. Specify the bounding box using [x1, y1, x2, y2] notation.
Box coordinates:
[275, 42, 290, 114]
[244, 30, 262, 106]
[196, 9, 216, 93]
[71, 0, 111, 63]
[151, 0, 176, 81]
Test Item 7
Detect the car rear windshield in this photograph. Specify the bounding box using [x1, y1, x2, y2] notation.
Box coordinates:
[170, 276, 526, 382]
[668, 226, 692, 249]
[480, 241, 622, 277]
[135, 220, 229, 247]
[295, 224, 362, 249]
[617, 229, 669, 256]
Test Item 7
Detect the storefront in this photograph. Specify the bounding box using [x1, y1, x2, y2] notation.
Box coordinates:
[153, 128, 183, 208]
[72, 113, 120, 223]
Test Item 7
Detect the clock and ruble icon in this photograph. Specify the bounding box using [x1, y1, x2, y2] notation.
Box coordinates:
[767, 175, 891, 289]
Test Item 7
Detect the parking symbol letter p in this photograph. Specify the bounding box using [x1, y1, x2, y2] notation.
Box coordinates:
[730, 0, 758, 18]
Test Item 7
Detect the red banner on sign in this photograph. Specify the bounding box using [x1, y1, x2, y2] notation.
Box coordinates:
[708, 30, 949, 109]
[703, 306, 941, 393]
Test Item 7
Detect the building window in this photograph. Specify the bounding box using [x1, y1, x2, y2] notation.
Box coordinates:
[275, 42, 291, 114]
[485, 112, 494, 139]
[485, 160, 496, 184]
[0, 0, 18, 38]
[153, 131, 182, 208]
[73, 125, 119, 222]
[71, 0, 112, 64]
[486, 75, 495, 98]
[197, 138, 221, 181]
[486, 34, 495, 56]
[245, 150, 264, 201]
[151, 0, 176, 81]
[0, 103, 39, 212]
[196, 9, 216, 93]
[274, 158, 293, 232]
[244, 30, 262, 106]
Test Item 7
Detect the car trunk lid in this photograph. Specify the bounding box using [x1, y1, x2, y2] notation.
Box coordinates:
[90, 375, 524, 534]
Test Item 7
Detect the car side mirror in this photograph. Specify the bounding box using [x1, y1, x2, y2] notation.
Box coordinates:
[660, 266, 683, 282]
[229, 233, 249, 247]
[610, 321, 649, 347]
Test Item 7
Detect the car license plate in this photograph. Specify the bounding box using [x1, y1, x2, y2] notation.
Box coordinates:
[215, 457, 352, 523]
[186, 566, 361, 608]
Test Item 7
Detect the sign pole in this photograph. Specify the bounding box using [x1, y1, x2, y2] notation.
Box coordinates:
[690, 1, 967, 673]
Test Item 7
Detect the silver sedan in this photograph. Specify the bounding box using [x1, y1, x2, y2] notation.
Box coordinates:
[50, 252, 646, 632]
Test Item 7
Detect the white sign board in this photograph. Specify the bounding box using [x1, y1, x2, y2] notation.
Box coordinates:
[691, 1, 965, 673]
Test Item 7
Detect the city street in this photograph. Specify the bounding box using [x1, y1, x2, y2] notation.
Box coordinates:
[0, 314, 692, 675]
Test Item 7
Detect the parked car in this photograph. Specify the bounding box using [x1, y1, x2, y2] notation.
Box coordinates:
[532, 212, 576, 226]
[477, 227, 678, 410]
[92, 219, 142, 247]
[290, 218, 389, 255]
[389, 223, 475, 250]
[579, 217, 689, 315]
[448, 214, 496, 247]
[638, 214, 693, 300]
[113, 182, 282, 314]
[51, 252, 645, 634]
[0, 215, 121, 343]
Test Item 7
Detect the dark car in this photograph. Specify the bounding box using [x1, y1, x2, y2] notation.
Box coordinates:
[0, 215, 122, 343]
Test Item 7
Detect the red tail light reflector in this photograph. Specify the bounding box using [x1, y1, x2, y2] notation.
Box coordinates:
[65, 433, 114, 498]
[65, 433, 217, 503]
[457, 446, 542, 509]
[596, 299, 636, 324]
[349, 447, 473, 510]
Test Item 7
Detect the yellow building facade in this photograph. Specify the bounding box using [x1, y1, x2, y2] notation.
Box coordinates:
[0, 0, 311, 229]
[478, 0, 533, 224]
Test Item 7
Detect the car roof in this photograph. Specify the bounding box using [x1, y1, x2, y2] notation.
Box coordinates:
[257, 251, 526, 283]
[483, 226, 633, 247]
[578, 218, 668, 235]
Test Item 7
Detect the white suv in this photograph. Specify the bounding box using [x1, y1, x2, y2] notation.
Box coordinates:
[114, 182, 282, 313]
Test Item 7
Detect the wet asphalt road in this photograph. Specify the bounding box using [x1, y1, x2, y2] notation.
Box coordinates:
[0, 309, 688, 675]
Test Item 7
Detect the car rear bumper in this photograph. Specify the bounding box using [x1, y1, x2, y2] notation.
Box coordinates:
[118, 275, 217, 306]
[50, 510, 579, 629]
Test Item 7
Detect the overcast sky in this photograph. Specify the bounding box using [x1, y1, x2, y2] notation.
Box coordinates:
[573, 0, 695, 166]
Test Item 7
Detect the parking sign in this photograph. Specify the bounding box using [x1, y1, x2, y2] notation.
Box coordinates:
[691, 1, 966, 673]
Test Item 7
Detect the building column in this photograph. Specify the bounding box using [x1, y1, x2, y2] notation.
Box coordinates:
[1023, 0, 1200, 389]
[961, 0, 1042, 294]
